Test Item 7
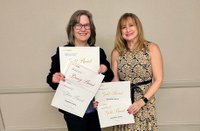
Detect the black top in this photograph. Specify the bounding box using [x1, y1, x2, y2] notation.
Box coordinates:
[46, 44, 114, 90]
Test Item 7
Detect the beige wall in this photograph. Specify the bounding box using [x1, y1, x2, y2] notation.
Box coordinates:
[0, 0, 200, 131]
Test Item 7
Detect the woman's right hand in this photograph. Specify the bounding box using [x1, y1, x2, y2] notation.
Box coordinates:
[52, 72, 65, 83]
[93, 101, 99, 109]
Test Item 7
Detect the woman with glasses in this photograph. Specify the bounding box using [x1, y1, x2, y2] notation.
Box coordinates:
[47, 10, 113, 131]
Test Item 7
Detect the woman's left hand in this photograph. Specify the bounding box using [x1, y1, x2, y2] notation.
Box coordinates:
[127, 99, 145, 115]
[98, 64, 107, 74]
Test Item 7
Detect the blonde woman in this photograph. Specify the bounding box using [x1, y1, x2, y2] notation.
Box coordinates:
[111, 13, 163, 131]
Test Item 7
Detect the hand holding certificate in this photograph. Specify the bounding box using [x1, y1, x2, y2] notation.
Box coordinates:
[51, 62, 104, 118]
[95, 81, 135, 128]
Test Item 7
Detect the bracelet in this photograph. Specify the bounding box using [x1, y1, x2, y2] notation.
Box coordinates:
[141, 96, 148, 104]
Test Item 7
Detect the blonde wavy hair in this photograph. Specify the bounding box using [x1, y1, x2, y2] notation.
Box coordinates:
[114, 13, 148, 55]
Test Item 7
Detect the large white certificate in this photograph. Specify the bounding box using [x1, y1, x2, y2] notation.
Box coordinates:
[51, 62, 104, 118]
[95, 81, 135, 128]
[59, 46, 99, 73]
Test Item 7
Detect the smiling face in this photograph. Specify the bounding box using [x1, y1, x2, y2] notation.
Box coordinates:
[121, 17, 138, 42]
[73, 15, 91, 46]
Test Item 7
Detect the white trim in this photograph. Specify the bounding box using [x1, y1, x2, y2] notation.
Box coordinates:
[0, 86, 53, 94]
[162, 80, 200, 88]
[0, 80, 200, 94]
[158, 120, 200, 126]
[1, 127, 67, 131]
[2, 123, 200, 131]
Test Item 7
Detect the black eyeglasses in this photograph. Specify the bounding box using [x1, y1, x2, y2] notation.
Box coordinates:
[74, 24, 90, 30]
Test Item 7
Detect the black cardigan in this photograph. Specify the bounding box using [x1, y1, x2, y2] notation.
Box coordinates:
[47, 44, 114, 90]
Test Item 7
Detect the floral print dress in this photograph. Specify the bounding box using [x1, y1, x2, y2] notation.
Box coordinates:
[112, 43, 158, 131]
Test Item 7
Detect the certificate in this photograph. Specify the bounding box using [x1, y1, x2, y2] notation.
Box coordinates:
[95, 81, 135, 128]
[51, 62, 104, 117]
[59, 46, 99, 73]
